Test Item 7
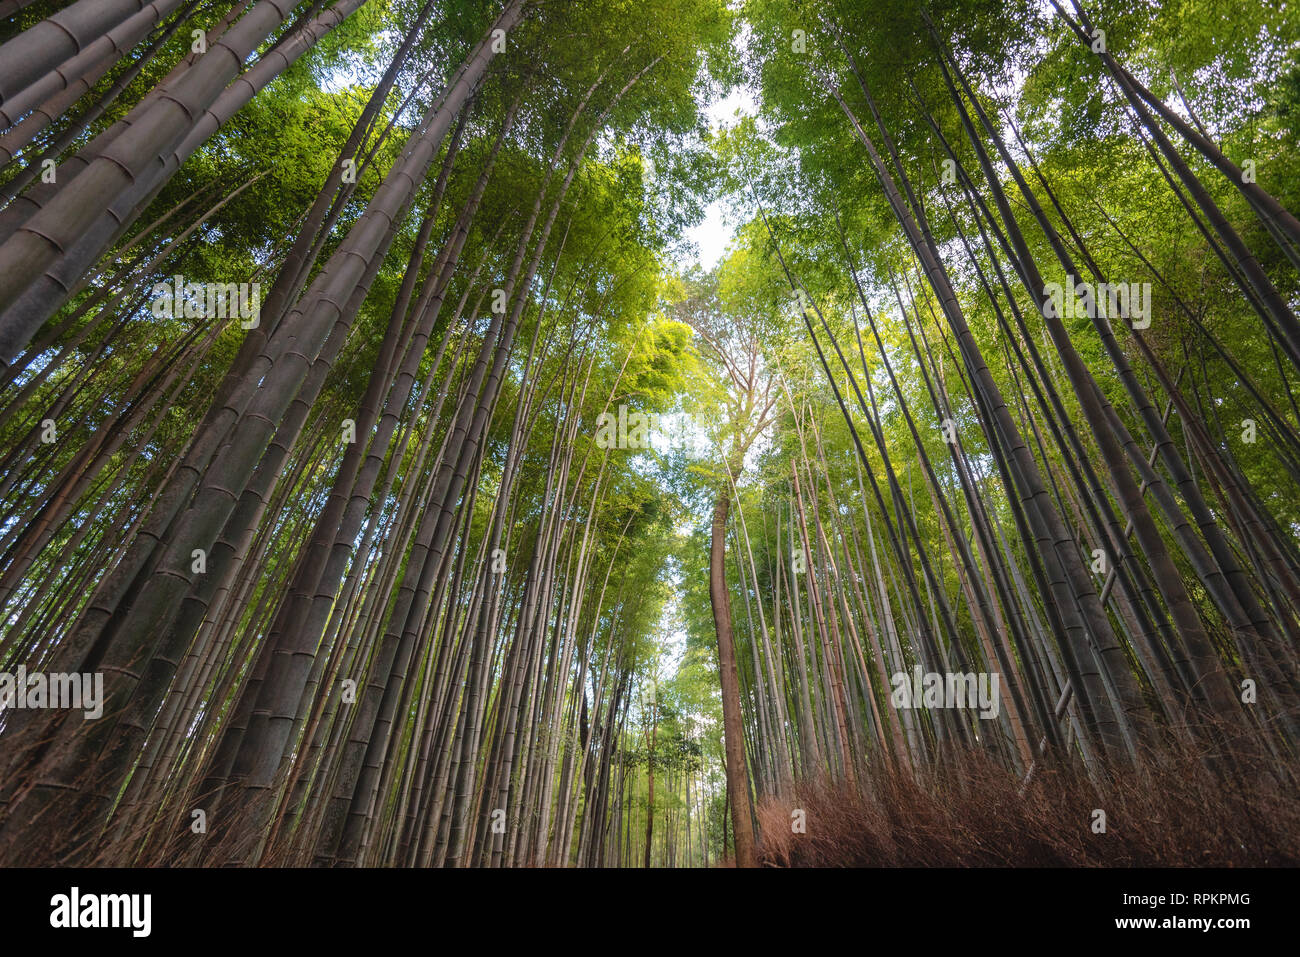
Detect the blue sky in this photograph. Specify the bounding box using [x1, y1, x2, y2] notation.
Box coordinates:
[680, 85, 759, 270]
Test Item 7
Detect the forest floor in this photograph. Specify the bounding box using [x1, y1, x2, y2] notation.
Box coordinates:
[752, 744, 1300, 867]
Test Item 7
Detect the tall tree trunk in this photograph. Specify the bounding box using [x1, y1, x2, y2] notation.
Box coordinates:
[709, 488, 757, 868]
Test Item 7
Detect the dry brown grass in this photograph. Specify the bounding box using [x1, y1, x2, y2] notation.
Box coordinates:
[756, 745, 1300, 867]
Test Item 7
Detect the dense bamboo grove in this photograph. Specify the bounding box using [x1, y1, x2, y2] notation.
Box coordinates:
[0, 0, 1297, 868]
